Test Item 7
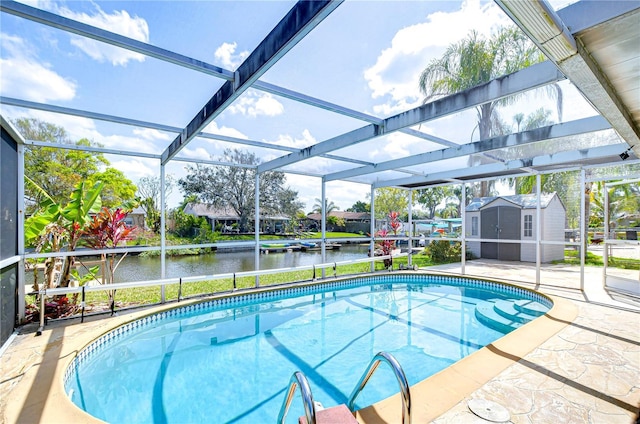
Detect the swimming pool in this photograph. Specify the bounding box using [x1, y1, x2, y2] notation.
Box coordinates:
[65, 274, 551, 423]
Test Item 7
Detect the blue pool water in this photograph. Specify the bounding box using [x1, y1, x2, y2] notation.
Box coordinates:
[65, 274, 551, 423]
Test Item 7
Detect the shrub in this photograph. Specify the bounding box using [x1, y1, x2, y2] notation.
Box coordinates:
[427, 240, 462, 263]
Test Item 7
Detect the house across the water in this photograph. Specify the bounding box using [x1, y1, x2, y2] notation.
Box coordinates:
[305, 211, 371, 233]
[183, 202, 290, 234]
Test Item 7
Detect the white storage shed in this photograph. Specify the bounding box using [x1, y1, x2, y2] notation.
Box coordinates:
[465, 193, 566, 263]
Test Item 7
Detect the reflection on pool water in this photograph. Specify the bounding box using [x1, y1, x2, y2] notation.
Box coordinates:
[65, 274, 551, 423]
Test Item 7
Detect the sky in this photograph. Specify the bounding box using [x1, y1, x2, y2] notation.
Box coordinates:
[0, 0, 594, 212]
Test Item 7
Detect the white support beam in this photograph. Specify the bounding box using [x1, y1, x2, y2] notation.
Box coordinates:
[0, 1, 232, 80]
[162, 1, 342, 164]
[256, 82, 459, 148]
[4, 97, 375, 167]
[375, 143, 629, 188]
[259, 61, 565, 173]
[25, 139, 162, 160]
[160, 164, 166, 302]
[1, 97, 180, 133]
[2, 0, 463, 152]
[399, 128, 459, 148]
[326, 116, 610, 182]
[259, 125, 382, 173]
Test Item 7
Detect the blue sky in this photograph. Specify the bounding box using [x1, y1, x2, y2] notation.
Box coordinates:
[0, 0, 592, 212]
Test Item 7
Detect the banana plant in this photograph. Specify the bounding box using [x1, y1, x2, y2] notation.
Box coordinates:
[24, 178, 105, 288]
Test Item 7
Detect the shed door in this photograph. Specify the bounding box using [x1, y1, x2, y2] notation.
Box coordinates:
[480, 206, 521, 261]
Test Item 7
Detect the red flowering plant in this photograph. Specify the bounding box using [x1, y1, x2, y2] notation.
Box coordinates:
[374, 211, 402, 268]
[83, 207, 136, 315]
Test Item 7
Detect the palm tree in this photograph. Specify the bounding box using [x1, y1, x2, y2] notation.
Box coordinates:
[439, 202, 460, 219]
[312, 198, 339, 214]
[419, 27, 563, 196]
[513, 112, 525, 132]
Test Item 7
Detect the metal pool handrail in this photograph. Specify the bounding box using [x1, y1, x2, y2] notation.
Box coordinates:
[277, 371, 317, 424]
[347, 351, 412, 424]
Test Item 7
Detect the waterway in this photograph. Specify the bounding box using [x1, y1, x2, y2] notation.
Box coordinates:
[79, 244, 371, 284]
[24, 244, 372, 287]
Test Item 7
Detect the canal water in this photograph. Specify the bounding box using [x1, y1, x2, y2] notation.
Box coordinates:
[110, 244, 370, 283]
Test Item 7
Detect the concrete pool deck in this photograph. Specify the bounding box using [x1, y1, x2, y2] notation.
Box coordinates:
[1, 261, 638, 423]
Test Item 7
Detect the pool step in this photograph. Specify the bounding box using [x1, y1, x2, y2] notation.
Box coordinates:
[514, 299, 548, 317]
[475, 301, 523, 334]
[493, 300, 539, 324]
[298, 404, 358, 424]
[475, 299, 547, 334]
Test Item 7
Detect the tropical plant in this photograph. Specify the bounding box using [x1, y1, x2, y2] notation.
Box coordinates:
[83, 207, 136, 315]
[589, 181, 640, 230]
[416, 186, 451, 219]
[419, 27, 563, 196]
[374, 211, 402, 268]
[25, 179, 105, 291]
[439, 202, 460, 219]
[313, 198, 339, 214]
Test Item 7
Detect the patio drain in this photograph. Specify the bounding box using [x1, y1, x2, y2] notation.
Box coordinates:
[467, 399, 511, 422]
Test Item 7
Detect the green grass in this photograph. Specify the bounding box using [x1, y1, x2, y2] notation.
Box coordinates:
[553, 249, 640, 270]
[31, 240, 458, 319]
[32, 256, 432, 318]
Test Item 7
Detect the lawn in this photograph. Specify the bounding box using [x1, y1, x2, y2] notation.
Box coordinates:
[554, 249, 640, 270]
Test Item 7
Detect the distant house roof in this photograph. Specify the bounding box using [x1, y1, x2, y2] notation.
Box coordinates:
[466, 193, 561, 212]
[130, 206, 146, 215]
[183, 203, 290, 220]
[184, 203, 239, 219]
[306, 211, 370, 221]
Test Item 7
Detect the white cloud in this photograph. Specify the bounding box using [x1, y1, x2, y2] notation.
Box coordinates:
[57, 5, 149, 66]
[203, 121, 249, 139]
[271, 129, 316, 149]
[109, 158, 157, 181]
[364, 0, 511, 113]
[372, 98, 422, 117]
[0, 33, 76, 102]
[227, 90, 284, 117]
[214, 42, 249, 70]
[381, 132, 423, 159]
[132, 128, 172, 141]
[179, 146, 215, 161]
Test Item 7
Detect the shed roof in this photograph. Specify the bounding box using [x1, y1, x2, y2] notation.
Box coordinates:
[466, 193, 560, 211]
